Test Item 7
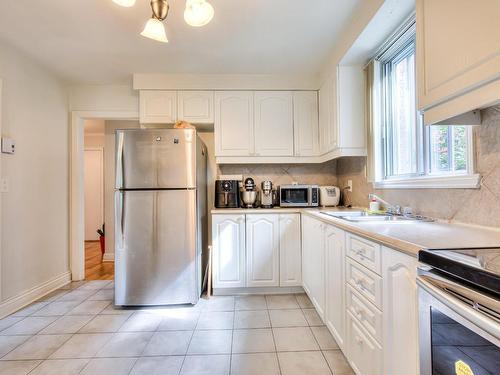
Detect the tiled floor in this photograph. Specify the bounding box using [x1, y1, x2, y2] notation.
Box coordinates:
[0, 281, 354, 375]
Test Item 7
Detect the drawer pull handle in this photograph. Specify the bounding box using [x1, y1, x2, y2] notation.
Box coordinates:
[353, 307, 365, 320]
[355, 279, 367, 291]
[355, 335, 363, 345]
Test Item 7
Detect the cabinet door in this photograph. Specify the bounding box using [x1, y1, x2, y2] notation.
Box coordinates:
[417, 0, 500, 111]
[382, 246, 418, 375]
[212, 214, 246, 288]
[178, 91, 214, 124]
[279, 214, 301, 286]
[318, 77, 337, 153]
[254, 91, 294, 156]
[325, 225, 345, 349]
[246, 214, 279, 287]
[215, 91, 254, 156]
[293, 91, 319, 156]
[301, 215, 314, 295]
[139, 90, 177, 124]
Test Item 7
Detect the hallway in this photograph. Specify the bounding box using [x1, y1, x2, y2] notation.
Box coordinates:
[85, 242, 114, 281]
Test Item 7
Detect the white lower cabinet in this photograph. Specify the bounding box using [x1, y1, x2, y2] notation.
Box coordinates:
[382, 247, 418, 375]
[325, 225, 345, 348]
[246, 214, 280, 287]
[279, 214, 302, 286]
[212, 214, 246, 288]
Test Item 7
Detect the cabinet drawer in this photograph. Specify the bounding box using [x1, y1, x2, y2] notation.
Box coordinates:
[346, 284, 382, 344]
[346, 312, 382, 375]
[346, 233, 381, 275]
[346, 258, 382, 309]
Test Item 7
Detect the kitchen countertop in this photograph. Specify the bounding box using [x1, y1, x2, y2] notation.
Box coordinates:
[211, 207, 500, 257]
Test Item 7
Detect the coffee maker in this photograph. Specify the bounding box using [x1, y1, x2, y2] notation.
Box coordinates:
[215, 180, 240, 208]
[261, 181, 274, 208]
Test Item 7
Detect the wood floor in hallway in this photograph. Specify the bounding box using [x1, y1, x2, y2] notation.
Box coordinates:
[85, 241, 114, 280]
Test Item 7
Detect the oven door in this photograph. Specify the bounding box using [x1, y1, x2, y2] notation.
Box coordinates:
[417, 270, 500, 375]
[280, 187, 311, 207]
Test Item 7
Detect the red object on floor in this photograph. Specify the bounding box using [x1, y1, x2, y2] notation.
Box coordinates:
[99, 236, 105, 259]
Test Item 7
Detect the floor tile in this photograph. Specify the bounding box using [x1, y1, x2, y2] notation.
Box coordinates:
[103, 281, 114, 290]
[78, 314, 130, 333]
[303, 309, 324, 326]
[3, 334, 71, 360]
[203, 297, 235, 312]
[56, 290, 95, 302]
[273, 327, 319, 352]
[0, 360, 41, 375]
[234, 310, 270, 329]
[0, 317, 23, 333]
[29, 359, 89, 375]
[0, 335, 31, 357]
[39, 315, 94, 334]
[50, 333, 113, 359]
[67, 300, 110, 315]
[32, 301, 81, 316]
[311, 326, 339, 350]
[231, 353, 280, 375]
[87, 289, 114, 301]
[80, 358, 137, 375]
[197, 311, 234, 330]
[323, 350, 354, 375]
[1, 316, 57, 335]
[232, 329, 275, 354]
[100, 304, 134, 316]
[12, 302, 49, 317]
[278, 351, 332, 375]
[143, 331, 192, 356]
[37, 290, 69, 302]
[130, 356, 184, 375]
[119, 312, 163, 332]
[269, 309, 308, 327]
[295, 294, 314, 309]
[96, 332, 153, 357]
[77, 280, 112, 290]
[235, 296, 267, 310]
[180, 354, 230, 375]
[266, 295, 299, 309]
[158, 310, 200, 331]
[187, 330, 232, 355]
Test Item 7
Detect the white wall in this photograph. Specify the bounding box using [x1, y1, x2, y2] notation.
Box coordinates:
[0, 40, 69, 302]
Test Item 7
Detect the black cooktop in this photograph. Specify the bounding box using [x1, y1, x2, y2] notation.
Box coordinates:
[418, 247, 500, 298]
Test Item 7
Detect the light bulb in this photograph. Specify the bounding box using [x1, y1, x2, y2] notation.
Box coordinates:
[184, 0, 214, 27]
[140, 18, 168, 43]
[112, 0, 136, 7]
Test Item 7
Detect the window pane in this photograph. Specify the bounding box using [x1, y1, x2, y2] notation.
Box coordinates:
[452, 126, 467, 172]
[429, 125, 468, 174]
[389, 50, 418, 176]
[430, 125, 450, 173]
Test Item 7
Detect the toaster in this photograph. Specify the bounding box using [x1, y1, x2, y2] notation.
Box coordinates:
[319, 186, 341, 207]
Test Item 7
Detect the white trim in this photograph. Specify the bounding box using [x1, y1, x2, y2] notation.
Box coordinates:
[84, 147, 104, 242]
[71, 111, 138, 281]
[213, 286, 304, 296]
[0, 79, 3, 302]
[102, 252, 115, 262]
[373, 173, 481, 189]
[0, 271, 71, 319]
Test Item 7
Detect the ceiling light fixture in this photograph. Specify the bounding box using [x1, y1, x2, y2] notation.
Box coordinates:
[112, 0, 136, 7]
[184, 0, 215, 27]
[141, 0, 170, 43]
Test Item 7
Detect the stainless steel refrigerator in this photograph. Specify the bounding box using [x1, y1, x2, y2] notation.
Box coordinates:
[114, 128, 207, 306]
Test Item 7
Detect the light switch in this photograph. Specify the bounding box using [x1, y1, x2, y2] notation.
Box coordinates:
[0, 177, 9, 193]
[1, 138, 15, 154]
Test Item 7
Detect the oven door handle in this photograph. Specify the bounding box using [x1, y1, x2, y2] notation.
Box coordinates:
[417, 271, 500, 341]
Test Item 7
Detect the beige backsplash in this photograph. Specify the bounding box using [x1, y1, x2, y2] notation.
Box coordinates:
[337, 105, 500, 228]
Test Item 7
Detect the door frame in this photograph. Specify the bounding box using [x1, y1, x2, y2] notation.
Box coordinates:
[83, 147, 104, 242]
[70, 111, 138, 281]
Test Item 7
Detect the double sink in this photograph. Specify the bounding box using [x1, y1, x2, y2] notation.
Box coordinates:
[321, 211, 434, 223]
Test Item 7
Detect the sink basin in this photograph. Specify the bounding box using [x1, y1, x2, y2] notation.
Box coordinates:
[320, 211, 433, 223]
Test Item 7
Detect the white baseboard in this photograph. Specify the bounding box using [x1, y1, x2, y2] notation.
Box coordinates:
[102, 252, 115, 262]
[213, 286, 304, 296]
[0, 271, 71, 319]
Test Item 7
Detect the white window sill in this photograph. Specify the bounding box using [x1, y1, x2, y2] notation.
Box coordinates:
[373, 174, 481, 189]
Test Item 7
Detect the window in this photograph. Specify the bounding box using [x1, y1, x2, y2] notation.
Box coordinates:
[371, 18, 478, 189]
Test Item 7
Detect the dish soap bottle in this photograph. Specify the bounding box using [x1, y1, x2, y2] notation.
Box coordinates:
[369, 197, 380, 212]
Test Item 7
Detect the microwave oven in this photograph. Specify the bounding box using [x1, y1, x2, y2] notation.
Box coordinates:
[279, 185, 319, 207]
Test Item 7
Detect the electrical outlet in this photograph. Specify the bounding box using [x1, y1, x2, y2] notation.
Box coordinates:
[347, 180, 353, 192]
[0, 177, 9, 193]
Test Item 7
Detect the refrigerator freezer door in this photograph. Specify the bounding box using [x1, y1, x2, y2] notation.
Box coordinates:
[116, 129, 196, 189]
[115, 189, 198, 306]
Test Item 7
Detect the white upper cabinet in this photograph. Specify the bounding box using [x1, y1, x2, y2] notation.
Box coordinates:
[178, 91, 214, 124]
[140, 90, 177, 124]
[279, 214, 302, 287]
[212, 214, 246, 288]
[319, 77, 337, 153]
[417, 0, 500, 122]
[293, 91, 319, 156]
[215, 91, 254, 156]
[382, 247, 418, 375]
[246, 214, 280, 287]
[254, 91, 294, 156]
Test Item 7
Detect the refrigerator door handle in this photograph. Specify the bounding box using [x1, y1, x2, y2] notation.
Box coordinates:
[115, 191, 125, 249]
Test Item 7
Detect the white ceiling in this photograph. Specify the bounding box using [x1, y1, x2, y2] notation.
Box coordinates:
[0, 0, 360, 84]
